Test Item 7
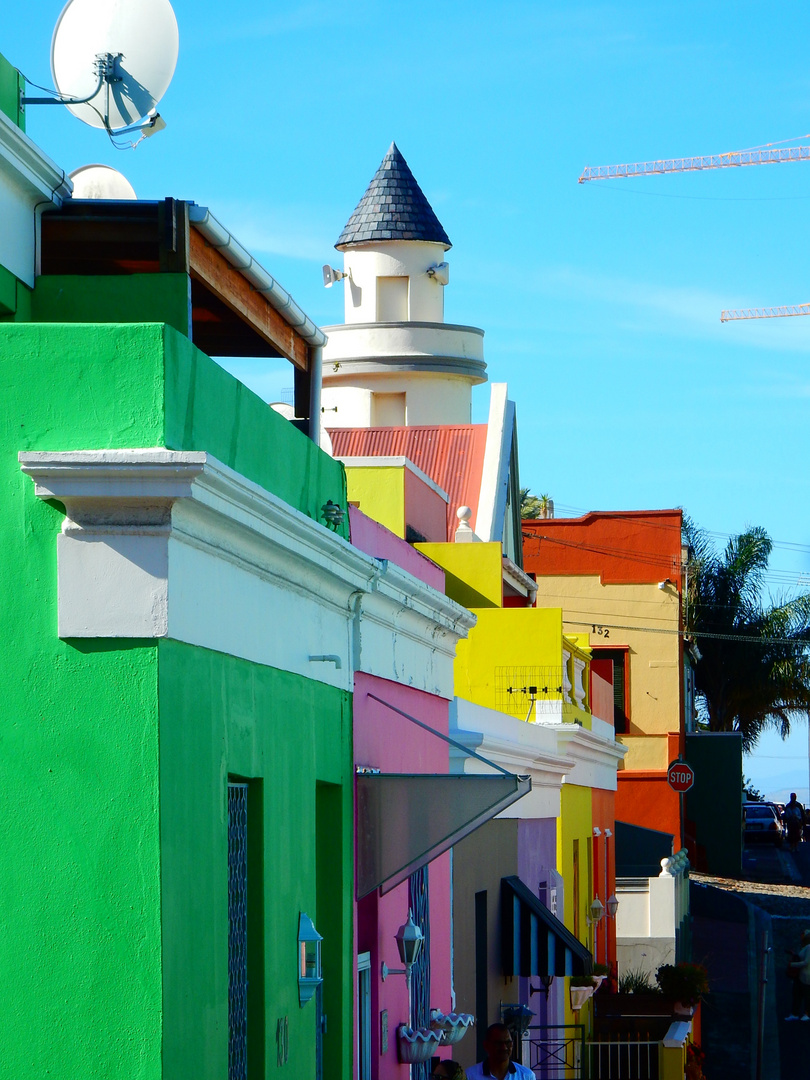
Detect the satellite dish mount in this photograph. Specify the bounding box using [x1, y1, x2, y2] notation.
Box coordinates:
[21, 0, 178, 149]
[22, 52, 165, 143]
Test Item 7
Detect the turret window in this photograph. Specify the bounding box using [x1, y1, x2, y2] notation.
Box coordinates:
[376, 276, 408, 321]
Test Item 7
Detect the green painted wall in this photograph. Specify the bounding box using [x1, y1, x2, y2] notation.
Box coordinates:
[32, 274, 192, 339]
[0, 52, 24, 128]
[158, 640, 353, 1080]
[685, 732, 743, 877]
[0, 324, 164, 1077]
[0, 320, 352, 1075]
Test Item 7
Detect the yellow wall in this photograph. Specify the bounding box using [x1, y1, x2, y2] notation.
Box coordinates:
[344, 465, 405, 537]
[533, 575, 681, 766]
[416, 541, 503, 609]
[557, 783, 596, 1026]
[454, 607, 592, 725]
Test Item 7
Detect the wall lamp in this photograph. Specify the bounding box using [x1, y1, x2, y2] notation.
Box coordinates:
[606, 895, 619, 918]
[298, 912, 323, 1007]
[529, 973, 555, 999]
[658, 579, 674, 590]
[381, 910, 424, 989]
[586, 896, 605, 927]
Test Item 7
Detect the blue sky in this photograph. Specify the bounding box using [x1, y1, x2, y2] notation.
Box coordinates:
[4, 1, 810, 797]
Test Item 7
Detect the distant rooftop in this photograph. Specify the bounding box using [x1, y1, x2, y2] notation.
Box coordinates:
[336, 142, 451, 250]
[329, 424, 487, 540]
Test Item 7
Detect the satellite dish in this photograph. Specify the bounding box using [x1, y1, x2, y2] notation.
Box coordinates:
[49, 0, 179, 132]
[69, 164, 137, 200]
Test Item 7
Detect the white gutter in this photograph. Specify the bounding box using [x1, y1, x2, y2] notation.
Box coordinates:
[187, 204, 327, 349]
[502, 556, 538, 604]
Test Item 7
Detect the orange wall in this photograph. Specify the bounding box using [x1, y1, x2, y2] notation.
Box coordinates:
[591, 788, 617, 969]
[616, 774, 681, 850]
[523, 510, 683, 588]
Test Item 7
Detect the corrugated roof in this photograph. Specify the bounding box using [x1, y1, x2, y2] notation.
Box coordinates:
[330, 425, 488, 541]
[336, 143, 451, 250]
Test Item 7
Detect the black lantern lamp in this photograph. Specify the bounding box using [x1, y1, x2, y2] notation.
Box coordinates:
[298, 912, 323, 1007]
[381, 910, 424, 989]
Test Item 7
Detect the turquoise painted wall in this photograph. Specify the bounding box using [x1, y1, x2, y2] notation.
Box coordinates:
[0, 320, 352, 1075]
[158, 641, 353, 1080]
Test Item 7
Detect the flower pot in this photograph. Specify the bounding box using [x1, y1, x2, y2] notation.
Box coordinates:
[570, 976, 605, 1011]
[397, 1026, 441, 1063]
[430, 1012, 475, 1045]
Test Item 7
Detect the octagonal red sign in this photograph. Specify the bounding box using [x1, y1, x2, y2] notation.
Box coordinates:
[667, 760, 695, 793]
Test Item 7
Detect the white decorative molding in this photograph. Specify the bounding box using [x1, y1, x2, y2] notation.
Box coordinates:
[19, 449, 475, 694]
[0, 109, 71, 287]
[449, 697, 575, 818]
[476, 383, 514, 543]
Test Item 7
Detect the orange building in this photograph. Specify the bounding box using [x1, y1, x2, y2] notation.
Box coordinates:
[522, 510, 694, 849]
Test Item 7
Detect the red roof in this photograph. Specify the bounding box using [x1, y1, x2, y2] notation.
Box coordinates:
[329, 425, 488, 541]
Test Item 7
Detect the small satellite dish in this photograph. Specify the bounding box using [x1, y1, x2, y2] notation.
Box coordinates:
[323, 265, 349, 288]
[48, 0, 178, 133]
[69, 164, 137, 200]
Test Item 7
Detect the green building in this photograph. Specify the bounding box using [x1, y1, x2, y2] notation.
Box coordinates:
[0, 50, 360, 1079]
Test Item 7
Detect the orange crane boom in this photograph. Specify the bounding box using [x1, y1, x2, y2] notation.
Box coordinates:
[720, 304, 810, 322]
[579, 145, 810, 182]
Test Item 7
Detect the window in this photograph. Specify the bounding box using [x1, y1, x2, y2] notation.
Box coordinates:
[371, 392, 405, 426]
[590, 648, 629, 733]
[357, 953, 371, 1080]
[228, 782, 249, 1080]
[376, 276, 408, 321]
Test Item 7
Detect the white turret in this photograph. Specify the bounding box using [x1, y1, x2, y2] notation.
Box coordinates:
[322, 144, 486, 428]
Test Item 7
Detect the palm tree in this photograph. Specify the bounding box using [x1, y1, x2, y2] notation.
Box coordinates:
[684, 519, 810, 751]
[520, 488, 553, 519]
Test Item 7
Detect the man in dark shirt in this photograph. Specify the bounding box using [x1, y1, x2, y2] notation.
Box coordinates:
[465, 1023, 534, 1080]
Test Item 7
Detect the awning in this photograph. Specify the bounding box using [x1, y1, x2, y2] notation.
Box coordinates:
[501, 876, 592, 977]
[356, 773, 531, 899]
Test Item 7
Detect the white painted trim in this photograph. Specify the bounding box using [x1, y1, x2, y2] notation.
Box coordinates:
[0, 109, 71, 204]
[19, 449, 475, 694]
[502, 555, 537, 602]
[338, 456, 449, 502]
[476, 383, 514, 543]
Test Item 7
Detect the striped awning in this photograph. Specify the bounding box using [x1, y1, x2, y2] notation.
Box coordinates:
[501, 876, 593, 977]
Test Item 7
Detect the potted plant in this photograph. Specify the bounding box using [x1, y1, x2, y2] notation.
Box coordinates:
[397, 1026, 441, 1063]
[429, 1012, 475, 1046]
[569, 971, 606, 1010]
[655, 963, 709, 1010]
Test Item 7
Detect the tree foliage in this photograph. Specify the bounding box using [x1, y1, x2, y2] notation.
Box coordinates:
[520, 488, 552, 519]
[684, 518, 810, 752]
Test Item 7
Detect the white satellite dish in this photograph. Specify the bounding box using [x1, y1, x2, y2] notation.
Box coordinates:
[69, 164, 137, 200]
[27, 0, 179, 139]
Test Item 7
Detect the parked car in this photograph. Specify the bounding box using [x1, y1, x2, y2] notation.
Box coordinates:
[743, 802, 784, 846]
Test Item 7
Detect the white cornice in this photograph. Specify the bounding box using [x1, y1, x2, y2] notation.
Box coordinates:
[0, 109, 71, 203]
[19, 449, 474, 692]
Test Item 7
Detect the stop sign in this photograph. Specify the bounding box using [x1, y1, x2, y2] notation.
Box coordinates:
[667, 760, 695, 793]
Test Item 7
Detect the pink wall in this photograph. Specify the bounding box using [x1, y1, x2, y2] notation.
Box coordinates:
[354, 673, 455, 1078]
[349, 504, 445, 591]
[590, 669, 614, 727]
[403, 466, 449, 544]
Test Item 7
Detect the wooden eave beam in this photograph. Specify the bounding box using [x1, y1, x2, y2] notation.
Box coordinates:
[189, 227, 309, 372]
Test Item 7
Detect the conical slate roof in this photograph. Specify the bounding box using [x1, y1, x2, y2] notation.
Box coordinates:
[336, 143, 451, 250]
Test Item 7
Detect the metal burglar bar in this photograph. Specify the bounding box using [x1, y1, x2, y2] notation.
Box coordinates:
[523, 1025, 584, 1078]
[409, 867, 431, 1080]
[228, 782, 249, 1080]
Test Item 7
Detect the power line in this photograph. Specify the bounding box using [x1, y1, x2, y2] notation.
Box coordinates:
[562, 617, 810, 647]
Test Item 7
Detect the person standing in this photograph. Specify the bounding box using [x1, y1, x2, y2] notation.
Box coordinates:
[784, 793, 805, 853]
[786, 929, 810, 1020]
[465, 1024, 534, 1080]
[432, 1061, 466, 1080]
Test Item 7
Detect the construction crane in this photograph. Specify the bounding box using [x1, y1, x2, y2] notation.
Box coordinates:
[580, 139, 810, 321]
[579, 144, 810, 182]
